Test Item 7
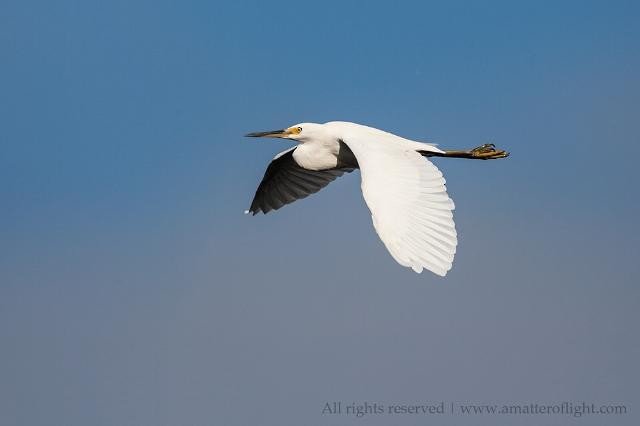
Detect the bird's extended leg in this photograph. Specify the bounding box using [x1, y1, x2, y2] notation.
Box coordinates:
[422, 143, 509, 160]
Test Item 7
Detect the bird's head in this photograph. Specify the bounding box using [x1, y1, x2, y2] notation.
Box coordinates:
[245, 123, 324, 143]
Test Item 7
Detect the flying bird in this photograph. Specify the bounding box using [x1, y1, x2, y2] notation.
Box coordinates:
[245, 121, 508, 276]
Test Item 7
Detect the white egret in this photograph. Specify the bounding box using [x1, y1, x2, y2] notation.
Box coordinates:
[245, 121, 508, 276]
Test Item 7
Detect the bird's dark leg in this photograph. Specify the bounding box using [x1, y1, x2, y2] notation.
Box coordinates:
[422, 143, 509, 160]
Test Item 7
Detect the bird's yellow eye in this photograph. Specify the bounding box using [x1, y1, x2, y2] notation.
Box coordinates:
[297, 127, 302, 133]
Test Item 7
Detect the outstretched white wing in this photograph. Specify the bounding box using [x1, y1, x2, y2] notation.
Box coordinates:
[340, 134, 457, 275]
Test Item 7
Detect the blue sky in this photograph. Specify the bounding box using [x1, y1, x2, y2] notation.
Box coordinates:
[1, 1, 639, 425]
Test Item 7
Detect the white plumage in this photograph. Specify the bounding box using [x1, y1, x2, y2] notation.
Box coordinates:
[246, 121, 507, 276]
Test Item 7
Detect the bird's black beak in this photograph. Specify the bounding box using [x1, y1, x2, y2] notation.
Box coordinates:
[245, 129, 289, 138]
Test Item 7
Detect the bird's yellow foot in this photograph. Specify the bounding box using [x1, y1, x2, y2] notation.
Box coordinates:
[469, 143, 510, 160]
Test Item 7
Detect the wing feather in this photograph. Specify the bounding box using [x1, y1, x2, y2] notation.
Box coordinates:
[248, 147, 353, 215]
[339, 136, 458, 275]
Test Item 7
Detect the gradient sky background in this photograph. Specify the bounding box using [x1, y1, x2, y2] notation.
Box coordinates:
[2, 1, 639, 425]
